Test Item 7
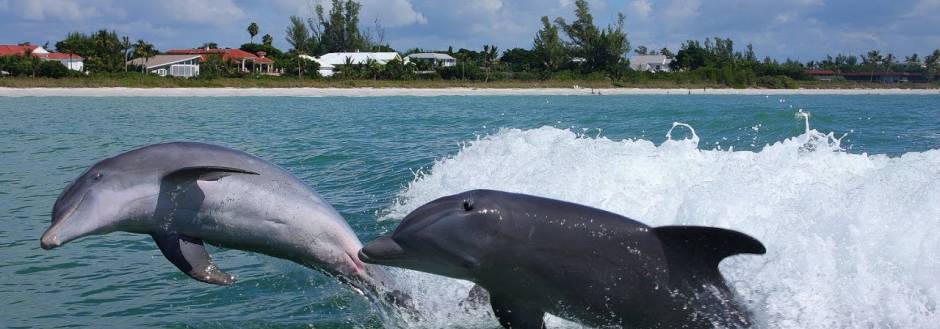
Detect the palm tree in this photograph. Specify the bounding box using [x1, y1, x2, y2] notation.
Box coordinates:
[132, 39, 156, 73]
[483, 44, 498, 82]
[864, 50, 883, 82]
[366, 58, 381, 80]
[23, 47, 37, 77]
[883, 53, 896, 70]
[247, 22, 259, 44]
[343, 56, 357, 79]
[285, 15, 310, 78]
[926, 49, 940, 81]
[122, 36, 131, 72]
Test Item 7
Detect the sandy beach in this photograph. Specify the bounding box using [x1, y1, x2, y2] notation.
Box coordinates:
[1, 87, 938, 97]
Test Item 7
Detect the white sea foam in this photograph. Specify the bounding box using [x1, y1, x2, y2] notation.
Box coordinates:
[382, 123, 940, 328]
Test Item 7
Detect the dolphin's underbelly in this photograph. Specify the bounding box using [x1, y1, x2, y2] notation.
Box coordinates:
[173, 177, 361, 271]
[540, 266, 674, 327]
[504, 231, 674, 327]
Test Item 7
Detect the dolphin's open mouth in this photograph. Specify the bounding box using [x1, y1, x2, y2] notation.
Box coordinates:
[359, 235, 406, 265]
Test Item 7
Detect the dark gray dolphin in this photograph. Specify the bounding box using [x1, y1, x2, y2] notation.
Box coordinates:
[360, 189, 766, 329]
[40, 142, 390, 294]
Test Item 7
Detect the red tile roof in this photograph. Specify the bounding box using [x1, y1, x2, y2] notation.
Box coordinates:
[39, 53, 83, 60]
[841, 72, 924, 77]
[806, 69, 836, 75]
[0, 44, 38, 56]
[166, 48, 273, 64]
[806, 70, 925, 77]
[0, 45, 82, 60]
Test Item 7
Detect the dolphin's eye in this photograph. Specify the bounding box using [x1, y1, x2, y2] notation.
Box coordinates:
[94, 172, 103, 180]
[462, 200, 473, 211]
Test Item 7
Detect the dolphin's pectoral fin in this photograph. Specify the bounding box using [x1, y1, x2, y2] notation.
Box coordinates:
[152, 233, 235, 285]
[653, 226, 766, 286]
[165, 166, 259, 182]
[489, 294, 545, 329]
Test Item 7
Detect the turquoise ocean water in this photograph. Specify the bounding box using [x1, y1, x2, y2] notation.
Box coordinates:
[1, 95, 939, 328]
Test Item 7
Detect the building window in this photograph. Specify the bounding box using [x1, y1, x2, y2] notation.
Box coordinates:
[169, 64, 199, 78]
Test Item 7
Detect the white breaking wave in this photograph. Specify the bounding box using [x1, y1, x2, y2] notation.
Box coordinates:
[382, 124, 940, 328]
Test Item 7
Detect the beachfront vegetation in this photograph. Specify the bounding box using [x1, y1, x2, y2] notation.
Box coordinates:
[56, 30, 127, 73]
[1, 0, 938, 88]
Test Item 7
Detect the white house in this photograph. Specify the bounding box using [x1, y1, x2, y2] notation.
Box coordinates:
[404, 53, 456, 68]
[0, 44, 84, 72]
[298, 54, 336, 77]
[41, 53, 84, 72]
[630, 55, 673, 72]
[128, 54, 201, 78]
[302, 52, 402, 77]
[318, 52, 402, 65]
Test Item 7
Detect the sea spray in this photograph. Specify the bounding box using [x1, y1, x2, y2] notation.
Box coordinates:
[382, 123, 940, 328]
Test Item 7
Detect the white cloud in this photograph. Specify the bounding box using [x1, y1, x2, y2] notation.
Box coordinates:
[839, 31, 885, 47]
[360, 0, 427, 27]
[158, 0, 245, 25]
[904, 0, 940, 18]
[477, 0, 504, 11]
[628, 0, 652, 19]
[663, 0, 700, 21]
[291, 0, 426, 28]
[774, 12, 794, 24]
[269, 0, 313, 17]
[7, 0, 119, 21]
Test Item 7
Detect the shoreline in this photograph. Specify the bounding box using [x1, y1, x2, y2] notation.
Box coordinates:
[1, 87, 939, 97]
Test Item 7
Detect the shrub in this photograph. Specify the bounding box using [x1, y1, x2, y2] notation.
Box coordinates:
[277, 56, 320, 79]
[757, 75, 797, 89]
[552, 70, 610, 81]
[381, 59, 416, 80]
[36, 61, 70, 78]
[438, 63, 485, 80]
[0, 55, 39, 76]
[510, 71, 541, 81]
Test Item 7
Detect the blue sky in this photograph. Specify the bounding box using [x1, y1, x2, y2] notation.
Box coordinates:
[1, 0, 938, 61]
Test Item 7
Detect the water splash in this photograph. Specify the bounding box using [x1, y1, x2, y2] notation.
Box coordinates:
[796, 109, 811, 133]
[666, 121, 700, 143]
[382, 123, 940, 328]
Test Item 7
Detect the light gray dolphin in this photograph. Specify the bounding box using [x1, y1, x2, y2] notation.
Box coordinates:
[360, 190, 766, 329]
[40, 142, 390, 295]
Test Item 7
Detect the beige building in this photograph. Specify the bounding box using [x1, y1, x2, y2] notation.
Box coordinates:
[128, 55, 202, 78]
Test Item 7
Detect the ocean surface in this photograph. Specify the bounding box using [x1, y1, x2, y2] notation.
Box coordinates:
[1, 94, 938, 328]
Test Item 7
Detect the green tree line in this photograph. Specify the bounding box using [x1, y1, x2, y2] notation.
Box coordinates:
[3, 0, 938, 87]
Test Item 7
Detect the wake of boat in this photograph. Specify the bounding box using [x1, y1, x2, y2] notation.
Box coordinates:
[380, 119, 940, 328]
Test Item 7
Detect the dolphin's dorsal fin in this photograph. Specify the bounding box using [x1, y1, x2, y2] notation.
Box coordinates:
[152, 233, 235, 285]
[166, 166, 259, 182]
[653, 226, 765, 286]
